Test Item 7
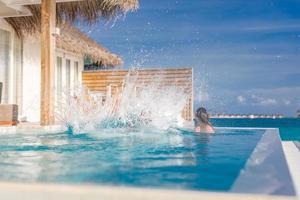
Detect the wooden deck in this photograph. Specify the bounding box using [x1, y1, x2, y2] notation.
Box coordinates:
[82, 68, 193, 121]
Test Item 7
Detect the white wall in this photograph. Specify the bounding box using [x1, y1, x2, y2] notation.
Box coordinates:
[1, 19, 84, 122]
[22, 36, 41, 122]
[22, 38, 84, 122]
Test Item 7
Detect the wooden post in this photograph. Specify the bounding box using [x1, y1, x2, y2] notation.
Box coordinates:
[40, 0, 56, 126]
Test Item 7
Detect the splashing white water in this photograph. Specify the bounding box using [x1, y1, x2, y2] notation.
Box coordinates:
[198, 80, 209, 104]
[56, 72, 190, 134]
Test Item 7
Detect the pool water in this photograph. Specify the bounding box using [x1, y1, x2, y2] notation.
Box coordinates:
[0, 128, 264, 191]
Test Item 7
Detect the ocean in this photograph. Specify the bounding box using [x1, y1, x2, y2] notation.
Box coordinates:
[211, 118, 300, 141]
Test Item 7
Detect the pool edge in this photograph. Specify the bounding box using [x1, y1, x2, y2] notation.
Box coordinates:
[231, 128, 295, 196]
[282, 142, 300, 200]
[0, 181, 296, 200]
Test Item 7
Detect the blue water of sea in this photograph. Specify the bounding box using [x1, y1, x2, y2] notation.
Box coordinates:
[211, 118, 300, 141]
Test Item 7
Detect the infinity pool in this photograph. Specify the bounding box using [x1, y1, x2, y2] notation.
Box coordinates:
[0, 128, 293, 194]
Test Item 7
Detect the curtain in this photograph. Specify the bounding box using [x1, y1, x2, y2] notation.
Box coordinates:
[0, 29, 11, 104]
[74, 61, 79, 85]
[66, 59, 71, 92]
[13, 35, 22, 108]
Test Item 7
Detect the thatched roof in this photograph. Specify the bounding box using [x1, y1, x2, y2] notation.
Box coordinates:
[3, 0, 138, 66]
[57, 22, 122, 66]
[4, 0, 139, 37]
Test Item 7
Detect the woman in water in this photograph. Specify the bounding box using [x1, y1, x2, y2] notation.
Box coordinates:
[194, 107, 214, 133]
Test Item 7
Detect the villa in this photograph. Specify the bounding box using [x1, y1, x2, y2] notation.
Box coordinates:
[0, 0, 138, 124]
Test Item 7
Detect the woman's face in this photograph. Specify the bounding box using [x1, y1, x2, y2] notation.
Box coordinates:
[199, 112, 209, 124]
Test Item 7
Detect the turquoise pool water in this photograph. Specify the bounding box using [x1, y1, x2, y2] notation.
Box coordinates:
[211, 118, 300, 141]
[0, 128, 264, 192]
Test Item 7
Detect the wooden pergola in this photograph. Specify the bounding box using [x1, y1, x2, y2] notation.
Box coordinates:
[3, 0, 138, 126]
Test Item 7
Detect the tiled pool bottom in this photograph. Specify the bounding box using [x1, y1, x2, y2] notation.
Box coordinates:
[0, 127, 295, 196]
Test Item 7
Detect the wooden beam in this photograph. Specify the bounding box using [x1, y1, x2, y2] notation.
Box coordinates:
[40, 0, 55, 126]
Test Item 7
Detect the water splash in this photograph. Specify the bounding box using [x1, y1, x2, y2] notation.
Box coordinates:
[198, 79, 209, 105]
[56, 72, 190, 134]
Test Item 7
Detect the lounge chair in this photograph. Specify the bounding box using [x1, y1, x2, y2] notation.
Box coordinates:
[0, 104, 18, 126]
[0, 82, 18, 126]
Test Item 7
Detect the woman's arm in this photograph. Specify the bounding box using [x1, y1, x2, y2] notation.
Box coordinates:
[206, 125, 215, 133]
[195, 126, 201, 133]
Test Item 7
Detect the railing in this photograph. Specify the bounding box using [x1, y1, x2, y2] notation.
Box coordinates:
[82, 68, 193, 121]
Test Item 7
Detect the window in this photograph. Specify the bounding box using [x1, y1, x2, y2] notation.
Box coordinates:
[74, 61, 79, 85]
[0, 29, 11, 103]
[66, 59, 71, 91]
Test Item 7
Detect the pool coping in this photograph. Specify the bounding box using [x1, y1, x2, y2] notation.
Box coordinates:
[231, 129, 295, 196]
[0, 181, 296, 200]
[294, 142, 300, 151]
[0, 123, 63, 134]
[282, 142, 300, 200]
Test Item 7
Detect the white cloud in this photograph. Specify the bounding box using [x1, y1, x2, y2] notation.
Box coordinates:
[237, 95, 246, 104]
[249, 94, 278, 106]
[258, 98, 278, 106]
[246, 87, 300, 109]
[283, 100, 291, 106]
[251, 94, 260, 101]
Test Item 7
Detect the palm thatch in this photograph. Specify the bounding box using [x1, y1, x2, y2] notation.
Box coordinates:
[4, 0, 139, 37]
[57, 22, 122, 66]
[3, 0, 138, 66]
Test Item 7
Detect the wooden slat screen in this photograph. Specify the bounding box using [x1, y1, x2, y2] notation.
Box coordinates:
[82, 68, 193, 121]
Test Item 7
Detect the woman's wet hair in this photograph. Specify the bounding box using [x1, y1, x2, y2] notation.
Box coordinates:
[196, 107, 210, 125]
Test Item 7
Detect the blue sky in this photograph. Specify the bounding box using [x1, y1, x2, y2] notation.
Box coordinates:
[80, 0, 300, 116]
